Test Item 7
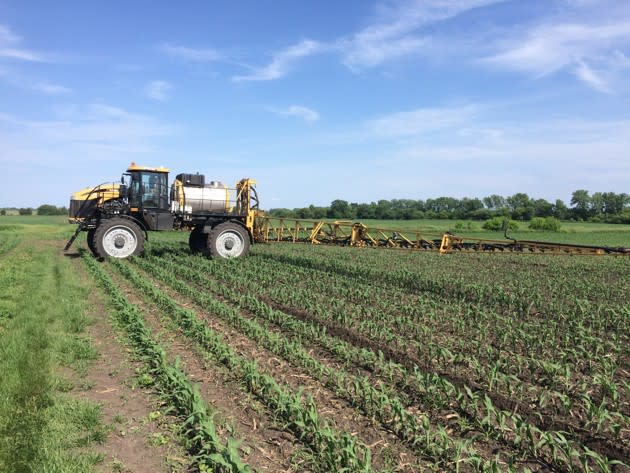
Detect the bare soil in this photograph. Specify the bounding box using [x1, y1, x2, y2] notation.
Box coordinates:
[65, 251, 190, 473]
[116, 261, 429, 472]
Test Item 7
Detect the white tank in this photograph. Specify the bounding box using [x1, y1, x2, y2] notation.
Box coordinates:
[171, 181, 230, 213]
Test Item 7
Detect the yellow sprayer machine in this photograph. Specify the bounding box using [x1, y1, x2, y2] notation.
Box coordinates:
[65, 163, 258, 259]
[65, 163, 630, 258]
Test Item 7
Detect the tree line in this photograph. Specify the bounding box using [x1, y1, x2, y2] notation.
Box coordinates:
[0, 205, 69, 216]
[268, 190, 630, 223]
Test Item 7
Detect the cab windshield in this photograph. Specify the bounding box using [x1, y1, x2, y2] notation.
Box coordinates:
[128, 172, 168, 209]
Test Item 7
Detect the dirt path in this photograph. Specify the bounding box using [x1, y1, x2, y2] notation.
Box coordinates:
[65, 250, 190, 473]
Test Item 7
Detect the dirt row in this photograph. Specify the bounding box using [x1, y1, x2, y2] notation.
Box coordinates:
[110, 262, 430, 472]
[67, 252, 189, 473]
[262, 296, 630, 467]
[130, 258, 559, 471]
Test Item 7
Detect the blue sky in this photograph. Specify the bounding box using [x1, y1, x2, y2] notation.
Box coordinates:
[1, 0, 630, 208]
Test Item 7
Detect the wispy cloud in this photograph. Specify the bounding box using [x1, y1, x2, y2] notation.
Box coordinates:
[0, 24, 45, 62]
[339, 0, 503, 69]
[233, 40, 323, 81]
[0, 103, 175, 159]
[483, 18, 630, 91]
[230, 1, 502, 80]
[366, 104, 480, 138]
[159, 43, 222, 62]
[32, 82, 72, 95]
[269, 105, 320, 122]
[145, 80, 172, 101]
[0, 66, 71, 95]
[0, 25, 19, 44]
[574, 60, 610, 93]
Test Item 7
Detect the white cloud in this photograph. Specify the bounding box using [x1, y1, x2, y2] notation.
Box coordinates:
[574, 60, 610, 93]
[270, 105, 320, 122]
[145, 80, 172, 101]
[0, 24, 45, 62]
[159, 43, 222, 62]
[0, 66, 71, 95]
[366, 104, 480, 137]
[0, 104, 175, 160]
[164, 1, 501, 81]
[233, 40, 323, 81]
[339, 0, 503, 69]
[230, 1, 501, 81]
[0, 25, 20, 44]
[484, 19, 630, 91]
[32, 82, 72, 95]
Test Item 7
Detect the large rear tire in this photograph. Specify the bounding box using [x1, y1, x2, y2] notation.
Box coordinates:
[189, 227, 209, 255]
[207, 222, 250, 259]
[94, 218, 145, 259]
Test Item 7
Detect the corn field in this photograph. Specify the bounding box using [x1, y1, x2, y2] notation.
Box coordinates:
[87, 235, 630, 472]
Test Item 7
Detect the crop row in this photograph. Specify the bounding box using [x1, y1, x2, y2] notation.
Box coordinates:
[241, 248, 629, 431]
[81, 251, 251, 473]
[109, 258, 373, 473]
[270, 243, 629, 311]
[144, 252, 628, 472]
[148, 243, 629, 448]
[130, 255, 519, 470]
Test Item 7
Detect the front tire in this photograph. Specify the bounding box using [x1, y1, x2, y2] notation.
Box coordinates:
[207, 222, 250, 259]
[94, 218, 145, 259]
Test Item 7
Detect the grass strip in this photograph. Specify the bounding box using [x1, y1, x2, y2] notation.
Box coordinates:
[0, 241, 104, 473]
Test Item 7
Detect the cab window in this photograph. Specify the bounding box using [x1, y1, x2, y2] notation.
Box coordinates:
[128, 172, 167, 209]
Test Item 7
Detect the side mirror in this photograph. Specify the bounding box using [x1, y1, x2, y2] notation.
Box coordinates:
[119, 184, 128, 198]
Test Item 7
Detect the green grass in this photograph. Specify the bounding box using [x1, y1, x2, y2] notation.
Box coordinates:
[0, 230, 105, 473]
[5, 213, 628, 249]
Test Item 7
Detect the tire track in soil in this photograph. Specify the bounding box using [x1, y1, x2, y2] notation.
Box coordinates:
[150, 246, 630, 466]
[141, 253, 547, 470]
[175, 267, 556, 471]
[105, 267, 298, 473]
[67, 253, 190, 473]
[162, 252, 613, 471]
[263, 298, 630, 468]
[123, 261, 431, 472]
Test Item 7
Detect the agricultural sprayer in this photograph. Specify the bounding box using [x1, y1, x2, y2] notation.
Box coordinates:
[65, 163, 630, 258]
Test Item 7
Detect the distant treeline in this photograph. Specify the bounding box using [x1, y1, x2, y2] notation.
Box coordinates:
[268, 190, 630, 223]
[1, 205, 68, 216]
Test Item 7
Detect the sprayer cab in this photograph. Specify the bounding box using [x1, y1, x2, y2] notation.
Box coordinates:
[124, 163, 170, 211]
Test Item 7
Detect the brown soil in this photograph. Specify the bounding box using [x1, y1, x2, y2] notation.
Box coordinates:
[264, 298, 630, 467]
[114, 262, 429, 472]
[106, 267, 302, 472]
[64, 251, 190, 473]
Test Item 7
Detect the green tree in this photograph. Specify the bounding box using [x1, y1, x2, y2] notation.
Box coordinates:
[36, 204, 60, 216]
[506, 193, 533, 220]
[483, 194, 506, 212]
[570, 189, 590, 219]
[602, 192, 629, 215]
[328, 199, 353, 219]
[590, 192, 604, 216]
[532, 198, 553, 217]
[552, 199, 568, 219]
[18, 207, 33, 216]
